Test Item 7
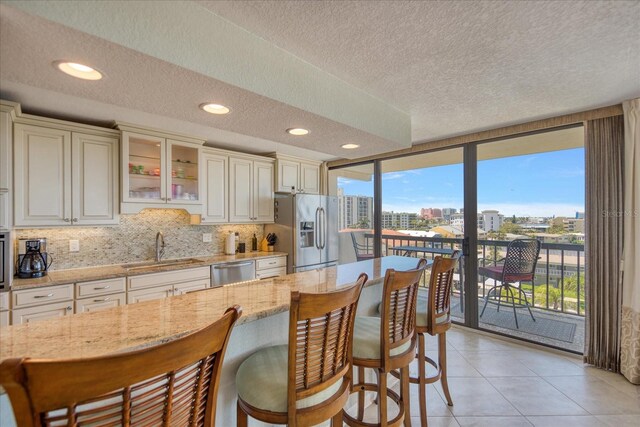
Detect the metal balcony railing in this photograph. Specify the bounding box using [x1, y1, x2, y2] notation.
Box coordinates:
[358, 233, 585, 317]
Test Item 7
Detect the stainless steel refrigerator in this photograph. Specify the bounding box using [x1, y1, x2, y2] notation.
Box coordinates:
[265, 194, 339, 273]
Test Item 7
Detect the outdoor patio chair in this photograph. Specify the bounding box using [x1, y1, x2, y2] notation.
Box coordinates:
[479, 239, 541, 328]
[351, 232, 375, 262]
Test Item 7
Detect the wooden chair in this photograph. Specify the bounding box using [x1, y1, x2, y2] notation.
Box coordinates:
[236, 274, 367, 427]
[345, 259, 428, 427]
[411, 252, 461, 426]
[0, 305, 242, 427]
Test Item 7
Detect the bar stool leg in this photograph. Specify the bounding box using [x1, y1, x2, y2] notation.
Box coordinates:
[332, 410, 344, 426]
[401, 366, 411, 427]
[357, 366, 366, 421]
[439, 332, 453, 406]
[379, 369, 388, 427]
[237, 400, 248, 427]
[417, 333, 428, 426]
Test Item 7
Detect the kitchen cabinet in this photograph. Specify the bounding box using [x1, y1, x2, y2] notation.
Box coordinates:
[76, 292, 126, 313]
[255, 255, 287, 279]
[76, 277, 126, 299]
[12, 301, 74, 325]
[272, 154, 321, 194]
[0, 310, 9, 327]
[12, 283, 74, 309]
[0, 292, 9, 327]
[200, 150, 228, 224]
[229, 156, 274, 223]
[117, 123, 205, 214]
[0, 101, 17, 232]
[127, 266, 210, 303]
[128, 285, 174, 304]
[13, 120, 119, 227]
[0, 192, 9, 231]
[173, 280, 209, 295]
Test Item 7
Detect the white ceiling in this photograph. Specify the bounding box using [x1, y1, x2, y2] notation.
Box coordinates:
[1, 1, 639, 161]
[203, 0, 640, 143]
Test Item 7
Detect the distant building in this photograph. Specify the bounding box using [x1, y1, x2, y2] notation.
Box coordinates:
[551, 217, 585, 233]
[449, 210, 504, 232]
[381, 211, 418, 229]
[338, 189, 373, 229]
[575, 211, 585, 219]
[441, 208, 457, 222]
[532, 233, 571, 244]
[420, 208, 442, 219]
[521, 223, 551, 231]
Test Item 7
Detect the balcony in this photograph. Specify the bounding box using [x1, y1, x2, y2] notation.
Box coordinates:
[345, 231, 585, 353]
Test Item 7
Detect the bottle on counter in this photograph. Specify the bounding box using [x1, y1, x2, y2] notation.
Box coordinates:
[251, 234, 258, 251]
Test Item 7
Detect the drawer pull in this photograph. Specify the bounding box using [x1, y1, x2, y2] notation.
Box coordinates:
[34, 293, 54, 299]
[93, 285, 111, 290]
[93, 297, 111, 302]
[66, 306, 73, 311]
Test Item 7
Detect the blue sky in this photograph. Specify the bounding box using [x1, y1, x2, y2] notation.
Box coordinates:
[338, 148, 585, 217]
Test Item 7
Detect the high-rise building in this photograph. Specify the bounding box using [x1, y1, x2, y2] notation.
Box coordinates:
[420, 208, 442, 219]
[448, 210, 504, 232]
[441, 208, 457, 222]
[382, 211, 418, 229]
[337, 188, 373, 229]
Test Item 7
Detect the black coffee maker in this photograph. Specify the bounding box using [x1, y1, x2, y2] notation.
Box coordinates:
[17, 239, 52, 278]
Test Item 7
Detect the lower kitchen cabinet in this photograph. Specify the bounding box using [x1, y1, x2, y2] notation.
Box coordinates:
[127, 284, 174, 304]
[12, 301, 74, 325]
[0, 311, 9, 327]
[76, 292, 126, 313]
[173, 280, 209, 295]
[255, 255, 287, 279]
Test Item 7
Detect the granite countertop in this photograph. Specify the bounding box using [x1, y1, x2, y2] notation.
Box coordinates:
[0, 256, 422, 361]
[10, 251, 288, 290]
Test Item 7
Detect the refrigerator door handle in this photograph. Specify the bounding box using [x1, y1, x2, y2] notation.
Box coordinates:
[315, 207, 320, 249]
[320, 207, 326, 249]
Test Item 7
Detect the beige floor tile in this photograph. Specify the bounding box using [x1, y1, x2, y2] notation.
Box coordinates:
[460, 352, 537, 377]
[508, 350, 588, 376]
[488, 377, 587, 416]
[408, 383, 454, 417]
[419, 350, 483, 378]
[543, 376, 640, 415]
[595, 414, 640, 427]
[411, 416, 460, 426]
[455, 416, 532, 426]
[583, 368, 640, 398]
[526, 415, 606, 426]
[440, 377, 520, 417]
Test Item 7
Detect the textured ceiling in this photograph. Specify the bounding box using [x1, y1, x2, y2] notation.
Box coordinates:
[202, 0, 640, 143]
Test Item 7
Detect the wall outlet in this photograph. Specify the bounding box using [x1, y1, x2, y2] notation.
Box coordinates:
[69, 240, 80, 252]
[202, 233, 212, 243]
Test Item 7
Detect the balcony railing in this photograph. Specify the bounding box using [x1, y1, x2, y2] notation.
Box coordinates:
[359, 233, 585, 317]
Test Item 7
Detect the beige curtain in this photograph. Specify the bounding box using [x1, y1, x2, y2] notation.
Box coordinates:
[621, 98, 640, 384]
[584, 115, 624, 372]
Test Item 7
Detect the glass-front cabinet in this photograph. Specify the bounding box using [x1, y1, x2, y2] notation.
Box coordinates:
[119, 125, 203, 214]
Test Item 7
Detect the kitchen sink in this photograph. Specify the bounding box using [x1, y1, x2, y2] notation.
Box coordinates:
[122, 258, 202, 271]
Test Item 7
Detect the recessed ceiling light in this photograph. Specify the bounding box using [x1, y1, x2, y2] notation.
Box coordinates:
[54, 61, 103, 80]
[341, 143, 360, 149]
[200, 103, 230, 115]
[287, 128, 309, 136]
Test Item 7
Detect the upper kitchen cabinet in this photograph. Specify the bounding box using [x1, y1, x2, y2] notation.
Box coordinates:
[116, 123, 204, 214]
[0, 101, 19, 231]
[13, 115, 119, 227]
[229, 155, 274, 223]
[271, 154, 322, 194]
[200, 149, 228, 224]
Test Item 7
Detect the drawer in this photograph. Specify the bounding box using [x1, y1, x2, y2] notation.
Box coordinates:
[12, 301, 73, 325]
[0, 292, 9, 311]
[0, 310, 9, 327]
[256, 266, 286, 280]
[76, 292, 126, 313]
[13, 283, 74, 309]
[127, 284, 174, 304]
[256, 256, 286, 271]
[76, 277, 126, 298]
[128, 267, 210, 291]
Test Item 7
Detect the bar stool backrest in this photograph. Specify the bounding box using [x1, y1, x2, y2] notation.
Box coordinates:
[0, 306, 242, 427]
[379, 259, 428, 370]
[502, 239, 541, 282]
[287, 274, 367, 425]
[426, 251, 461, 333]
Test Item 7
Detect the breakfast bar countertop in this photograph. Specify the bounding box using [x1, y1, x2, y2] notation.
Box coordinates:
[0, 256, 421, 362]
[10, 251, 289, 291]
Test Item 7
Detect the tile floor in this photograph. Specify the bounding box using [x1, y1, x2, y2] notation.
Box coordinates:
[349, 326, 640, 427]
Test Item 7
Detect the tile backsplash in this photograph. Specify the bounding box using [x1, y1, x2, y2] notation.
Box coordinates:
[14, 209, 264, 270]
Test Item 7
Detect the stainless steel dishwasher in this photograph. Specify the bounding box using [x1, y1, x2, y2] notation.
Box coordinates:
[211, 260, 256, 287]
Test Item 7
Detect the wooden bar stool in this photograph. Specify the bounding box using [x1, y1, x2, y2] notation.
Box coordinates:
[345, 259, 428, 427]
[0, 305, 242, 427]
[412, 252, 461, 426]
[236, 274, 367, 427]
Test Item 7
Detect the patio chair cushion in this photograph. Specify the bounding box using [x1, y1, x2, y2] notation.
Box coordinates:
[353, 316, 412, 360]
[236, 345, 343, 413]
[479, 265, 534, 283]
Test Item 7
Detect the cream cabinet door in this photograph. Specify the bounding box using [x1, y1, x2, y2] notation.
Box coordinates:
[0, 311, 9, 327]
[76, 293, 126, 313]
[12, 301, 74, 325]
[72, 132, 119, 225]
[201, 152, 228, 223]
[0, 191, 8, 231]
[276, 158, 299, 193]
[300, 162, 320, 194]
[253, 161, 274, 223]
[14, 124, 72, 226]
[127, 285, 174, 304]
[173, 279, 209, 296]
[0, 110, 11, 190]
[229, 157, 253, 222]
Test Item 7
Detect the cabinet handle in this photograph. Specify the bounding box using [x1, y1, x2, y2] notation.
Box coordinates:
[63, 218, 70, 222]
[93, 285, 111, 290]
[160, 197, 166, 201]
[66, 306, 73, 311]
[93, 297, 111, 302]
[34, 293, 54, 299]
[72, 218, 78, 223]
[167, 198, 172, 201]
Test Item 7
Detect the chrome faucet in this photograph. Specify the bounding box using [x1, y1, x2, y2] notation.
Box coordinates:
[155, 231, 166, 262]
